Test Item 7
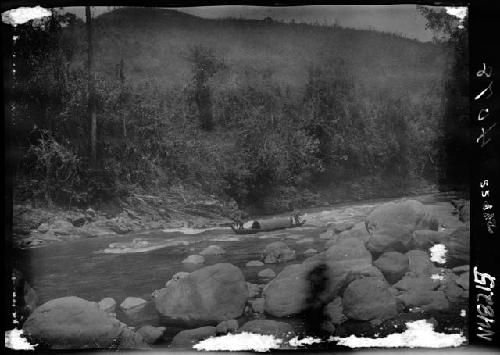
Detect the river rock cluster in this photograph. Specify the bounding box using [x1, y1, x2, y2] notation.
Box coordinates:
[21, 198, 469, 349]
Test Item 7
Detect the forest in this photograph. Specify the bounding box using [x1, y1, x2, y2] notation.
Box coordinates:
[8, 7, 469, 214]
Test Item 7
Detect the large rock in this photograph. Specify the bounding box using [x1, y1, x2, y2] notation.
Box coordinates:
[373, 252, 409, 284]
[246, 260, 264, 267]
[262, 241, 296, 264]
[324, 297, 347, 325]
[342, 277, 398, 321]
[182, 255, 205, 264]
[445, 226, 470, 263]
[23, 296, 148, 349]
[412, 230, 449, 250]
[258, 268, 276, 279]
[328, 221, 355, 234]
[366, 223, 413, 254]
[200, 245, 225, 256]
[165, 272, 190, 287]
[407, 250, 439, 275]
[330, 222, 371, 245]
[366, 200, 439, 234]
[240, 320, 294, 338]
[397, 289, 449, 312]
[98, 298, 116, 313]
[216, 319, 239, 334]
[393, 274, 440, 292]
[171, 326, 216, 347]
[264, 238, 373, 317]
[120, 297, 146, 311]
[154, 263, 248, 324]
[137, 325, 166, 344]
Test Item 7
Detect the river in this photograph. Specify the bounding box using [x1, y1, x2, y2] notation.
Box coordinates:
[13, 191, 466, 343]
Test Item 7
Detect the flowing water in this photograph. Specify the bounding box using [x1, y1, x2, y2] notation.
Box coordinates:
[13, 191, 466, 342]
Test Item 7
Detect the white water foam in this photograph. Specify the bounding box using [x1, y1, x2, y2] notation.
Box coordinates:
[5, 329, 36, 350]
[161, 227, 223, 234]
[331, 320, 465, 348]
[101, 239, 189, 254]
[193, 332, 283, 352]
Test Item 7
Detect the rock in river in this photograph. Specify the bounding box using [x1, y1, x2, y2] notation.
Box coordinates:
[98, 297, 116, 313]
[23, 296, 148, 349]
[373, 251, 409, 284]
[137, 325, 166, 344]
[258, 268, 276, 279]
[263, 241, 296, 264]
[342, 277, 398, 322]
[182, 254, 205, 264]
[200, 245, 225, 256]
[154, 263, 248, 324]
[366, 199, 439, 233]
[120, 297, 146, 311]
[171, 326, 216, 347]
[246, 260, 264, 267]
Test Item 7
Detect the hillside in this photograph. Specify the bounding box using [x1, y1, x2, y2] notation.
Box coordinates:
[12, 6, 462, 216]
[89, 7, 448, 95]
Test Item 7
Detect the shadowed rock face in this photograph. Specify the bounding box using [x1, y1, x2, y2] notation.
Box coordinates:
[154, 263, 248, 324]
[23, 296, 148, 349]
[342, 277, 398, 321]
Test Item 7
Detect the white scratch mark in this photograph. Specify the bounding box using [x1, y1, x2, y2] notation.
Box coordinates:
[2, 6, 51, 26]
[460, 309, 466, 317]
[331, 320, 465, 348]
[430, 244, 447, 264]
[193, 332, 283, 352]
[5, 329, 36, 350]
[288, 336, 322, 347]
[445, 7, 467, 29]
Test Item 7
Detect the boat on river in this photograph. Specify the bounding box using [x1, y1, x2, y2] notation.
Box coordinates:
[231, 217, 306, 234]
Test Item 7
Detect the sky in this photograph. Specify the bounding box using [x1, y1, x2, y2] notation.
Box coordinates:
[65, 5, 441, 42]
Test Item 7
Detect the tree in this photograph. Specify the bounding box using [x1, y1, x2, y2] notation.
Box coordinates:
[418, 6, 469, 187]
[187, 45, 224, 131]
[86, 6, 97, 165]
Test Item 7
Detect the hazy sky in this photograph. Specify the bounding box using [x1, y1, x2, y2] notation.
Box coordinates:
[66, 5, 439, 42]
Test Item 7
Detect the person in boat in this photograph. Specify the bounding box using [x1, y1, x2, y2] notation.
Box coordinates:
[232, 211, 245, 230]
[251, 220, 261, 229]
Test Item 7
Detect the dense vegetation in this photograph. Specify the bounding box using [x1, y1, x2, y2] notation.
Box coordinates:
[9, 7, 468, 213]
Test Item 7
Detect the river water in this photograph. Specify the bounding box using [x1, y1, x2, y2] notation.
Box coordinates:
[13, 191, 466, 341]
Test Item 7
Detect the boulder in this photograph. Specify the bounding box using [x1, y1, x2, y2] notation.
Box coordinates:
[407, 250, 439, 275]
[324, 297, 347, 325]
[396, 289, 449, 312]
[328, 221, 355, 234]
[246, 260, 264, 267]
[98, 298, 116, 313]
[258, 268, 276, 279]
[459, 201, 470, 223]
[366, 223, 413, 254]
[250, 298, 265, 313]
[342, 277, 398, 321]
[240, 320, 294, 338]
[456, 271, 469, 290]
[328, 222, 371, 246]
[182, 255, 205, 264]
[445, 226, 470, 263]
[295, 237, 314, 244]
[199, 245, 225, 256]
[171, 326, 216, 347]
[137, 325, 166, 344]
[51, 219, 76, 236]
[412, 230, 450, 250]
[23, 296, 148, 349]
[37, 223, 50, 234]
[393, 274, 440, 292]
[154, 263, 248, 324]
[263, 241, 296, 264]
[71, 214, 88, 227]
[120, 297, 146, 311]
[366, 200, 439, 233]
[264, 238, 373, 317]
[215, 319, 239, 335]
[373, 252, 409, 284]
[247, 283, 260, 298]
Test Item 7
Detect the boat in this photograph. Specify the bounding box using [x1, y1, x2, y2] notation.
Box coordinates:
[231, 217, 306, 234]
